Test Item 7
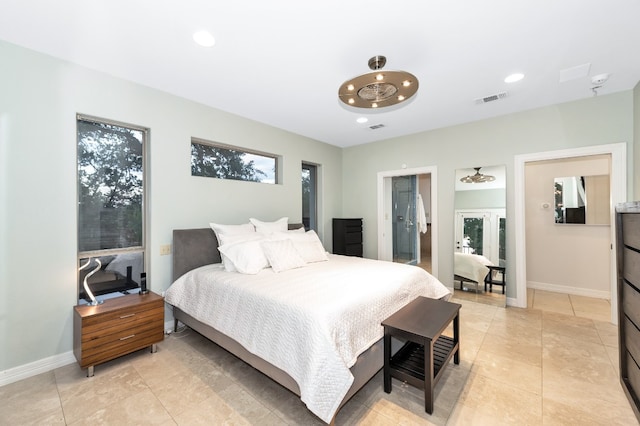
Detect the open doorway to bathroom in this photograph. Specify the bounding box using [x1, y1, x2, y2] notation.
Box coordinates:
[378, 166, 436, 277]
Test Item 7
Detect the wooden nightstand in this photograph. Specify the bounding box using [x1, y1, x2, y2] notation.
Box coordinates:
[73, 292, 164, 377]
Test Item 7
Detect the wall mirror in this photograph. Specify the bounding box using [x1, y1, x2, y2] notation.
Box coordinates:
[554, 175, 610, 225]
[453, 165, 506, 307]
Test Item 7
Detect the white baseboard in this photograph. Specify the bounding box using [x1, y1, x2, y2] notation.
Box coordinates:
[506, 296, 521, 307]
[0, 351, 76, 387]
[527, 281, 610, 300]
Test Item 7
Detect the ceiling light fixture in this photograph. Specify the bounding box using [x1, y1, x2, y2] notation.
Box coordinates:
[460, 167, 496, 184]
[193, 30, 216, 47]
[504, 73, 524, 83]
[338, 56, 419, 109]
[356, 117, 368, 124]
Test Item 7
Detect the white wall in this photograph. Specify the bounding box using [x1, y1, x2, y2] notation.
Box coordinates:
[635, 81, 640, 200]
[342, 92, 635, 299]
[0, 40, 342, 373]
[525, 155, 611, 297]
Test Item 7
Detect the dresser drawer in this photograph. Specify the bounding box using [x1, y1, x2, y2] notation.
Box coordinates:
[623, 281, 640, 328]
[626, 317, 640, 366]
[622, 214, 640, 249]
[626, 351, 640, 405]
[623, 248, 640, 288]
[340, 218, 363, 228]
[345, 232, 363, 244]
[344, 244, 363, 257]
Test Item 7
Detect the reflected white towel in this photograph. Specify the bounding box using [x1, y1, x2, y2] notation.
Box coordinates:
[417, 193, 428, 234]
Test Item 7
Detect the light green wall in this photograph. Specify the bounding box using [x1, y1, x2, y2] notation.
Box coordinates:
[454, 188, 506, 210]
[342, 91, 634, 297]
[0, 41, 342, 372]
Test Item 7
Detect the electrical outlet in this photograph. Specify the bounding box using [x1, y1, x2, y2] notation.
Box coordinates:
[160, 244, 171, 255]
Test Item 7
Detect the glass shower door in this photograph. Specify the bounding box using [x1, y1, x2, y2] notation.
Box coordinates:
[392, 175, 417, 265]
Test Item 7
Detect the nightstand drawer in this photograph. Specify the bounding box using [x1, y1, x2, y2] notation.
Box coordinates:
[80, 319, 165, 367]
[82, 304, 163, 339]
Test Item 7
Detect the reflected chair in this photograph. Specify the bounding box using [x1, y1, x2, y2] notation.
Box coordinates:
[484, 266, 506, 294]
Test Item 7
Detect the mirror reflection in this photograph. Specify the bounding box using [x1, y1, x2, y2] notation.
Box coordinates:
[554, 175, 610, 225]
[454, 165, 506, 307]
[78, 252, 143, 304]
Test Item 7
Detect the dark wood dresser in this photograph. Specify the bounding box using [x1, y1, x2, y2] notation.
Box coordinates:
[616, 201, 640, 422]
[73, 292, 164, 376]
[332, 218, 363, 257]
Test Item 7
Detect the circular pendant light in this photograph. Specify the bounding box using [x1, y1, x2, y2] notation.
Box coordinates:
[338, 56, 419, 109]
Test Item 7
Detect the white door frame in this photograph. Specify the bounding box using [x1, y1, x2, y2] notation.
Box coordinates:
[377, 166, 438, 279]
[514, 142, 626, 323]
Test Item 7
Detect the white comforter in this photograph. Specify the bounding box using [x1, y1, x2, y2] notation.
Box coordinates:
[165, 254, 450, 423]
[454, 252, 493, 284]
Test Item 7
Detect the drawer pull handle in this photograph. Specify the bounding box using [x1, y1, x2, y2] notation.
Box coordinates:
[120, 334, 136, 341]
[119, 313, 136, 319]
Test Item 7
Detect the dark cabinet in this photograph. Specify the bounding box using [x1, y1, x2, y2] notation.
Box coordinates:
[333, 218, 363, 257]
[616, 202, 640, 422]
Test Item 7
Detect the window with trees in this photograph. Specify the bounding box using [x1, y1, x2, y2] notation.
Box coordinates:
[302, 163, 317, 231]
[77, 115, 147, 302]
[191, 138, 277, 184]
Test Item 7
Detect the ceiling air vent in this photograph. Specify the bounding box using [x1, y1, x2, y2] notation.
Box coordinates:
[475, 91, 508, 105]
[369, 124, 385, 130]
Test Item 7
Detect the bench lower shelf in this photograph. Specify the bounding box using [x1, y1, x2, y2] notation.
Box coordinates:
[389, 336, 456, 388]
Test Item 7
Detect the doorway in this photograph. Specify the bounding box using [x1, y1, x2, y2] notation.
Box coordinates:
[377, 166, 438, 279]
[514, 143, 626, 324]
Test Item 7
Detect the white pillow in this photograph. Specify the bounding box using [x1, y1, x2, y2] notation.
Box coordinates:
[295, 240, 329, 263]
[218, 237, 269, 274]
[217, 232, 263, 247]
[249, 217, 288, 233]
[215, 233, 265, 272]
[268, 230, 328, 263]
[287, 226, 306, 234]
[260, 239, 307, 273]
[209, 222, 255, 243]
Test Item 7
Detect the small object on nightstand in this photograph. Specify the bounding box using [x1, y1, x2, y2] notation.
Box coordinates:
[139, 272, 148, 294]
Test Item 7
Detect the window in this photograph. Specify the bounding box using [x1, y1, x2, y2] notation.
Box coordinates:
[302, 163, 317, 231]
[77, 115, 147, 302]
[191, 138, 277, 184]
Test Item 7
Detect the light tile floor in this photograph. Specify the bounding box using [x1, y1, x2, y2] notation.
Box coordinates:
[1, 291, 637, 425]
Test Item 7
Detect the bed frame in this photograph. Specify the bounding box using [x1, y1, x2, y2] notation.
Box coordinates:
[171, 226, 384, 424]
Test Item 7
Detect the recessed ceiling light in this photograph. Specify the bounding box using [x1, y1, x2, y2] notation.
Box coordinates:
[356, 117, 368, 124]
[504, 73, 524, 83]
[193, 30, 215, 47]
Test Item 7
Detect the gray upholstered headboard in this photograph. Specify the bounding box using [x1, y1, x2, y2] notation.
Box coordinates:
[172, 223, 304, 282]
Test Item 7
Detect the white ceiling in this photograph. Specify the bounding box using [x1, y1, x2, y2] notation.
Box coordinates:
[2, 0, 639, 148]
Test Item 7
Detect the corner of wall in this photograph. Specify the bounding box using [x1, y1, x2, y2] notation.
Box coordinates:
[634, 80, 640, 200]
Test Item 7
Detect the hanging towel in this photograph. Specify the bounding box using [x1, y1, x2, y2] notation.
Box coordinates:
[417, 193, 428, 234]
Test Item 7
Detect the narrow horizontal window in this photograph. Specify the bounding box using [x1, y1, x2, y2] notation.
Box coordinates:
[191, 139, 278, 184]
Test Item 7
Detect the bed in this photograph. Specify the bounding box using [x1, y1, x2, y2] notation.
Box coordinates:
[453, 252, 493, 291]
[165, 224, 451, 424]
